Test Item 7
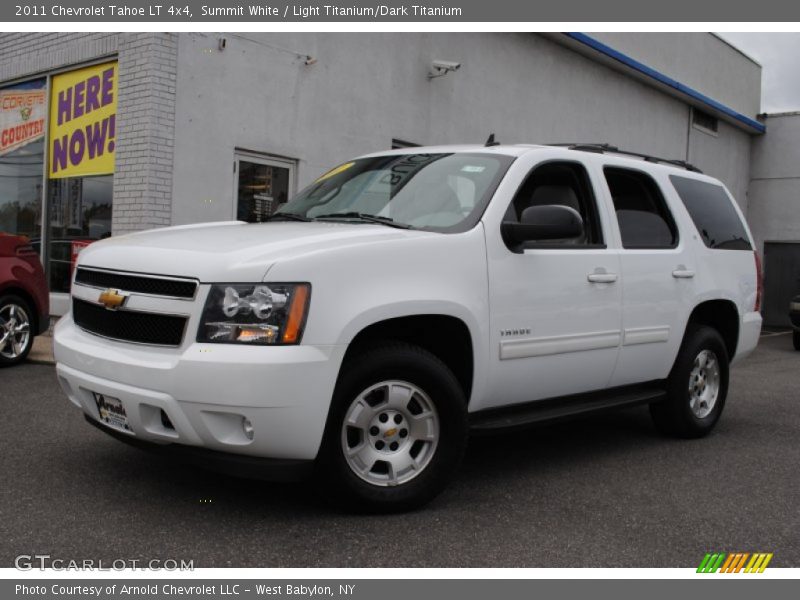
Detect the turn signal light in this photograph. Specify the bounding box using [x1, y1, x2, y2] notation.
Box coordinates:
[282, 284, 310, 344]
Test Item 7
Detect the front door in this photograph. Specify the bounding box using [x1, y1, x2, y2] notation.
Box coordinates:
[481, 159, 622, 411]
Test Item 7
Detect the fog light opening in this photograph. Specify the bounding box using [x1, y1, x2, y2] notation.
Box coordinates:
[160, 409, 175, 431]
[242, 417, 254, 441]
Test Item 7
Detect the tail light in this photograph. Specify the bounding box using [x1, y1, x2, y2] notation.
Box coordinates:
[754, 251, 763, 312]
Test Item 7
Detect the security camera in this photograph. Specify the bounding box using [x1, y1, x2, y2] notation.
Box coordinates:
[432, 60, 461, 71]
[428, 60, 462, 79]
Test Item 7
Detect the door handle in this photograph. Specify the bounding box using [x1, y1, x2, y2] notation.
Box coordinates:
[587, 272, 618, 283]
[672, 269, 695, 279]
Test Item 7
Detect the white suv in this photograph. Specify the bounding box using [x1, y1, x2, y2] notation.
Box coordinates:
[54, 143, 763, 510]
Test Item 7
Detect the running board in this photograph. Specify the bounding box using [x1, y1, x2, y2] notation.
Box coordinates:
[469, 383, 666, 433]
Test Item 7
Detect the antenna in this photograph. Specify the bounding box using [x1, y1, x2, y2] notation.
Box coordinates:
[485, 133, 500, 147]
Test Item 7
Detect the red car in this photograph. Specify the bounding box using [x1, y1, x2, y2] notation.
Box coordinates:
[0, 233, 49, 367]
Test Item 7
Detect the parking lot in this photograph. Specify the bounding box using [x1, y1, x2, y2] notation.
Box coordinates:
[1, 332, 798, 568]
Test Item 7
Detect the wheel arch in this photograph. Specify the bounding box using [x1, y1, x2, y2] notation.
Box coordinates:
[341, 313, 475, 402]
[684, 299, 740, 360]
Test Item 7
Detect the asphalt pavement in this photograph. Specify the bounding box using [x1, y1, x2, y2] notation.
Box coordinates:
[1, 333, 798, 568]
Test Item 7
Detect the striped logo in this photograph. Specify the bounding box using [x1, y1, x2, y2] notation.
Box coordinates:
[697, 552, 773, 573]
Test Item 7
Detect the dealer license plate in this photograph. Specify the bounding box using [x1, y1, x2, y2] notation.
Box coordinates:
[93, 393, 130, 432]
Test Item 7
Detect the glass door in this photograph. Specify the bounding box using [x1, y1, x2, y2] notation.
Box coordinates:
[234, 152, 296, 223]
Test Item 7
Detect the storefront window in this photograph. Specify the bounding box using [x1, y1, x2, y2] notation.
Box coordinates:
[1, 62, 118, 309]
[47, 175, 112, 293]
[0, 79, 46, 244]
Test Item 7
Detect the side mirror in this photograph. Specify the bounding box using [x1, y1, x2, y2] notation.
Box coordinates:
[501, 204, 584, 248]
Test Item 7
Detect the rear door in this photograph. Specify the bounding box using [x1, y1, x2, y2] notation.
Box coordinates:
[600, 166, 696, 386]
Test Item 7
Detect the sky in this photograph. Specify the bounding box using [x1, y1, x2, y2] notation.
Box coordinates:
[717, 32, 800, 113]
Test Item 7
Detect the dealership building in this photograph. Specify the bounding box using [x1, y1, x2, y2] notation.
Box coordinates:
[0, 32, 797, 324]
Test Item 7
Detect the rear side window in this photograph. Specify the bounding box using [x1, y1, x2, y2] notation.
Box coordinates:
[604, 167, 678, 249]
[669, 176, 752, 251]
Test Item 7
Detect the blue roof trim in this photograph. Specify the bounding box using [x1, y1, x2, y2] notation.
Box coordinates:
[565, 32, 766, 134]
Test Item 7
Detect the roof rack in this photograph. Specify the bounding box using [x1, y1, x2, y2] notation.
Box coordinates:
[548, 143, 703, 173]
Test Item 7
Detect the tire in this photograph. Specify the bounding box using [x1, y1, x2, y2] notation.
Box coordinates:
[0, 294, 35, 368]
[793, 330, 800, 351]
[650, 325, 729, 439]
[317, 342, 468, 512]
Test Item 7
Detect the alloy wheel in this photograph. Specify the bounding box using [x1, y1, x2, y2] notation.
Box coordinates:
[0, 302, 32, 360]
[341, 380, 440, 487]
[688, 349, 720, 419]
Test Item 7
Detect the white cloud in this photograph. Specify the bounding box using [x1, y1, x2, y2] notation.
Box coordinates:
[718, 32, 800, 113]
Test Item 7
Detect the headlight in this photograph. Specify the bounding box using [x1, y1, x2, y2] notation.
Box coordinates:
[198, 283, 310, 345]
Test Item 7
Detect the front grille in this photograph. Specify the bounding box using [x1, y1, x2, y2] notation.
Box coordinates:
[73, 298, 187, 346]
[75, 268, 197, 299]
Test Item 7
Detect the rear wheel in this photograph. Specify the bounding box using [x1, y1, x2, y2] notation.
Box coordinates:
[0, 294, 35, 367]
[318, 342, 468, 512]
[793, 330, 800, 351]
[650, 325, 729, 438]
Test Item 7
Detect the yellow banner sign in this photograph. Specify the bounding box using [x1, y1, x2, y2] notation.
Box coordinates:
[49, 61, 117, 178]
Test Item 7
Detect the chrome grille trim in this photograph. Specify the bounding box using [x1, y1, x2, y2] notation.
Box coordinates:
[74, 266, 199, 300]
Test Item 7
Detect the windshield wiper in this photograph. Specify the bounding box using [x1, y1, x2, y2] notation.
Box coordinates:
[265, 212, 313, 222]
[313, 212, 413, 229]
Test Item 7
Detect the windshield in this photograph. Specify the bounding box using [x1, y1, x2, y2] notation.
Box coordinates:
[276, 153, 513, 232]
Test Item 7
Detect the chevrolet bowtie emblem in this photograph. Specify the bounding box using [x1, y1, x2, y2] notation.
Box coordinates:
[98, 289, 128, 310]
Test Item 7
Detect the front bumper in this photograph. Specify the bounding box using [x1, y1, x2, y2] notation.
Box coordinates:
[54, 315, 346, 462]
[84, 415, 313, 480]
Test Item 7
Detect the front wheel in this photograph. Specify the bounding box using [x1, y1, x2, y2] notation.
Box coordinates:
[650, 325, 729, 438]
[318, 342, 468, 512]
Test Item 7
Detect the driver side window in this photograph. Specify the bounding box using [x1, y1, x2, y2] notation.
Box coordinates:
[504, 161, 604, 247]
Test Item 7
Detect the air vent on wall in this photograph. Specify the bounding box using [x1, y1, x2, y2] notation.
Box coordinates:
[693, 109, 719, 134]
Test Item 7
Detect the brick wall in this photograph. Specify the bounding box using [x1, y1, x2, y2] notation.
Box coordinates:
[113, 33, 178, 234]
[0, 33, 119, 81]
[0, 32, 178, 235]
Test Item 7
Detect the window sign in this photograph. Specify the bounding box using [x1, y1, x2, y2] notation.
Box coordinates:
[46, 62, 117, 295]
[48, 61, 117, 178]
[1, 81, 46, 156]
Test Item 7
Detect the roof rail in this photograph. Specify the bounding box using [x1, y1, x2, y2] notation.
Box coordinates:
[548, 143, 703, 173]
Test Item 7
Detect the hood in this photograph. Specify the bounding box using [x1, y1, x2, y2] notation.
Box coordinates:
[77, 221, 431, 282]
